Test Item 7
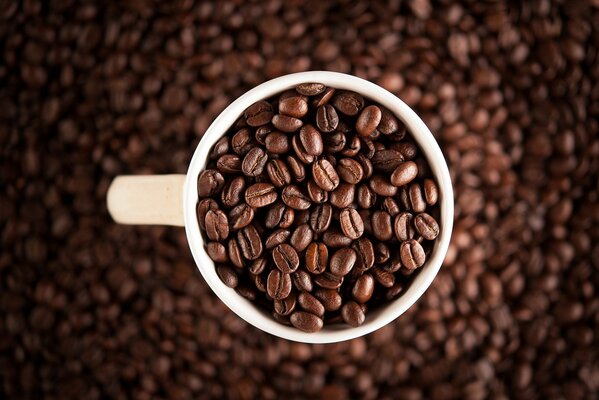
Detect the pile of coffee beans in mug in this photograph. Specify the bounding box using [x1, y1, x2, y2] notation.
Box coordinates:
[197, 84, 440, 332]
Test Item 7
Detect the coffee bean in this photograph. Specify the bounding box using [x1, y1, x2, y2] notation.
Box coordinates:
[356, 153, 374, 178]
[414, 213, 440, 240]
[267, 159, 292, 188]
[356, 105, 382, 137]
[357, 184, 377, 208]
[409, 183, 427, 213]
[372, 267, 395, 288]
[237, 225, 263, 260]
[245, 100, 274, 126]
[312, 159, 340, 191]
[322, 229, 353, 248]
[341, 301, 366, 327]
[221, 176, 245, 208]
[216, 265, 238, 288]
[296, 83, 326, 96]
[289, 224, 313, 252]
[282, 185, 311, 210]
[279, 91, 308, 118]
[314, 288, 343, 312]
[272, 114, 303, 132]
[290, 311, 323, 333]
[394, 212, 416, 241]
[314, 272, 343, 289]
[228, 238, 244, 269]
[337, 158, 364, 184]
[341, 135, 361, 157]
[329, 248, 357, 277]
[305, 242, 328, 274]
[352, 238, 375, 271]
[265, 202, 286, 229]
[198, 169, 225, 197]
[298, 292, 325, 317]
[211, 136, 230, 159]
[197, 199, 218, 230]
[330, 183, 355, 209]
[265, 229, 291, 250]
[286, 155, 306, 182]
[372, 211, 393, 241]
[272, 243, 299, 273]
[374, 242, 391, 264]
[310, 203, 332, 233]
[206, 242, 228, 263]
[255, 125, 273, 145]
[423, 178, 439, 206]
[311, 87, 336, 107]
[245, 183, 277, 208]
[294, 209, 310, 226]
[316, 104, 339, 133]
[400, 239, 426, 270]
[324, 131, 346, 153]
[291, 134, 315, 164]
[205, 210, 229, 241]
[242, 147, 268, 177]
[267, 269, 292, 300]
[306, 179, 329, 204]
[292, 270, 313, 293]
[382, 197, 400, 216]
[352, 273, 375, 303]
[392, 142, 418, 160]
[339, 208, 364, 239]
[332, 90, 364, 116]
[378, 107, 401, 135]
[232, 128, 257, 155]
[372, 149, 404, 173]
[217, 154, 242, 173]
[274, 291, 297, 316]
[299, 124, 323, 156]
[279, 207, 295, 228]
[248, 257, 267, 275]
[369, 174, 398, 196]
[390, 161, 418, 187]
[362, 137, 377, 157]
[385, 282, 405, 301]
[265, 131, 290, 154]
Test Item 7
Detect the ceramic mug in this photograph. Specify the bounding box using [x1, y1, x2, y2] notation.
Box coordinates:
[107, 71, 454, 343]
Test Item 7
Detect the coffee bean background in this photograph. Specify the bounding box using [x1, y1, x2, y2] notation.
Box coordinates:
[1, 1, 598, 399]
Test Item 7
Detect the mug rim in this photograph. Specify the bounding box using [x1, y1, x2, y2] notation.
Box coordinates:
[183, 71, 454, 343]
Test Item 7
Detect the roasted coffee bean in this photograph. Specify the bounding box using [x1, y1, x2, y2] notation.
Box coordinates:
[372, 267, 395, 288]
[386, 282, 405, 301]
[372, 149, 404, 172]
[282, 185, 311, 210]
[267, 269, 292, 300]
[332, 90, 364, 116]
[291, 134, 315, 164]
[274, 291, 297, 316]
[392, 142, 418, 160]
[307, 179, 329, 204]
[390, 161, 418, 187]
[352, 238, 375, 271]
[205, 210, 229, 241]
[382, 197, 400, 216]
[398, 186, 411, 210]
[265, 202, 286, 229]
[409, 183, 427, 213]
[236, 284, 258, 301]
[255, 125, 273, 145]
[372, 211, 393, 241]
[272, 243, 299, 273]
[296, 83, 326, 96]
[294, 209, 310, 225]
[237, 225, 263, 260]
[245, 183, 277, 208]
[311, 87, 336, 107]
[292, 270, 313, 293]
[341, 135, 361, 157]
[361, 137, 376, 157]
[316, 104, 339, 133]
[279, 91, 308, 118]
[217, 154, 242, 173]
[330, 183, 355, 209]
[400, 239, 426, 270]
[248, 257, 267, 275]
[286, 155, 306, 182]
[279, 207, 295, 228]
[251, 273, 267, 293]
[314, 288, 343, 312]
[369, 174, 398, 196]
[211, 136, 230, 159]
[245, 100, 273, 126]
[322, 229, 353, 248]
[290, 311, 323, 333]
[305, 242, 328, 274]
[299, 124, 323, 156]
[356, 105, 382, 137]
[394, 212, 415, 241]
[228, 238, 244, 269]
[265, 131, 290, 154]
[298, 292, 325, 317]
[329, 248, 357, 277]
[359, 209, 373, 236]
[352, 273, 375, 303]
[374, 242, 391, 264]
[265, 229, 291, 250]
[232, 128, 256, 155]
[314, 272, 343, 290]
[272, 114, 303, 132]
[356, 153, 374, 178]
[198, 169, 225, 197]
[197, 199, 218, 230]
[337, 158, 364, 184]
[339, 208, 364, 239]
[341, 301, 366, 327]
[289, 224, 313, 252]
[206, 242, 228, 263]
[378, 107, 401, 135]
[423, 178, 439, 206]
[242, 147, 268, 177]
[357, 184, 377, 208]
[267, 159, 292, 188]
[324, 131, 346, 153]
[221, 176, 245, 208]
[414, 212, 440, 240]
[216, 265, 238, 288]
[381, 260, 402, 273]
[310, 203, 332, 233]
[312, 159, 340, 191]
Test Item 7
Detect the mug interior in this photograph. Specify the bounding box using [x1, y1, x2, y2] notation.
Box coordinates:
[183, 71, 454, 343]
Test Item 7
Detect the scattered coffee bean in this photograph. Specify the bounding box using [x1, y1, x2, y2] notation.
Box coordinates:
[274, 291, 297, 316]
[206, 242, 228, 263]
[272, 114, 303, 132]
[352, 273, 375, 303]
[279, 91, 308, 118]
[289, 224, 313, 252]
[266, 159, 292, 188]
[337, 158, 364, 184]
[217, 154, 242, 173]
[332, 90, 364, 116]
[265, 131, 290, 154]
[265, 229, 291, 250]
[282, 185, 312, 210]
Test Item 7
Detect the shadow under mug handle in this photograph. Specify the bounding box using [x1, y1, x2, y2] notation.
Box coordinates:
[107, 175, 186, 226]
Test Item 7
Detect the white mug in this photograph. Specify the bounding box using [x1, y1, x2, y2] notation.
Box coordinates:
[106, 71, 454, 343]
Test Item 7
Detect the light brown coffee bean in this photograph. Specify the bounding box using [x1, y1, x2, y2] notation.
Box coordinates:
[352, 273, 375, 303]
[265, 131, 290, 154]
[394, 212, 416, 241]
[423, 178, 439, 205]
[274, 291, 297, 316]
[221, 176, 245, 208]
[330, 183, 355, 209]
[369, 174, 398, 196]
[217, 265, 238, 288]
[206, 242, 228, 263]
[197, 199, 219, 231]
[305, 242, 328, 274]
[372, 211, 393, 241]
[400, 239, 426, 270]
[409, 183, 427, 213]
[245, 100, 273, 126]
[282, 185, 312, 210]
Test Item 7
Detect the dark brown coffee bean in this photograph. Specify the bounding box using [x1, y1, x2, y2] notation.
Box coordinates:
[232, 128, 257, 155]
[369, 174, 398, 196]
[382, 197, 400, 216]
[291, 134, 315, 164]
[250, 272, 266, 293]
[279, 207, 295, 229]
[310, 203, 332, 233]
[299, 124, 323, 156]
[267, 159, 292, 188]
[409, 183, 426, 213]
[286, 155, 306, 182]
[217, 154, 242, 174]
[423, 178, 439, 206]
[272, 114, 303, 132]
[372, 267, 395, 288]
[228, 238, 244, 269]
[314, 288, 342, 312]
[267, 269, 292, 300]
[211, 136, 230, 159]
[381, 259, 402, 273]
[324, 131, 346, 153]
[392, 142, 417, 160]
[245, 183, 277, 208]
[374, 242, 391, 264]
[372, 211, 393, 241]
[337, 158, 364, 184]
[385, 282, 404, 301]
[245, 100, 273, 127]
[394, 212, 415, 241]
[292, 270, 313, 292]
[398, 186, 411, 210]
[255, 125, 273, 145]
[314, 272, 343, 289]
[298, 292, 325, 317]
[329, 248, 357, 277]
[352, 273, 375, 303]
[279, 91, 308, 118]
[400, 239, 426, 270]
[248, 257, 267, 275]
[305, 242, 328, 275]
[242, 147, 268, 177]
[378, 107, 401, 135]
[296, 83, 326, 96]
[236, 284, 258, 301]
[341, 301, 366, 327]
[322, 229, 353, 248]
[205, 210, 229, 241]
[356, 153, 374, 178]
[282, 185, 311, 210]
[294, 209, 310, 226]
[265, 229, 291, 250]
[312, 159, 340, 191]
[221, 176, 245, 208]
[330, 183, 355, 209]
[341, 135, 361, 157]
[356, 105, 382, 137]
[311, 87, 336, 107]
[316, 104, 339, 133]
[197, 199, 218, 230]
[198, 169, 225, 197]
[265, 202, 286, 229]
[274, 291, 297, 316]
[414, 213, 440, 240]
[307, 179, 329, 204]
[390, 161, 418, 187]
[361, 137, 376, 157]
[216, 265, 238, 288]
[206, 242, 228, 263]
[272, 243, 299, 273]
[353, 238, 375, 271]
[290, 311, 323, 333]
[357, 185, 377, 209]
[289, 224, 313, 252]
[237, 225, 263, 260]
[339, 208, 364, 239]
[265, 131, 290, 154]
[372, 149, 404, 173]
[332, 90, 364, 116]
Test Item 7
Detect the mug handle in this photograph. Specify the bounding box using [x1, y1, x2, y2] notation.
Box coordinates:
[107, 175, 186, 226]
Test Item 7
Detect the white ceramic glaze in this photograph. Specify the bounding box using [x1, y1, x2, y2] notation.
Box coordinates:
[183, 71, 454, 343]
